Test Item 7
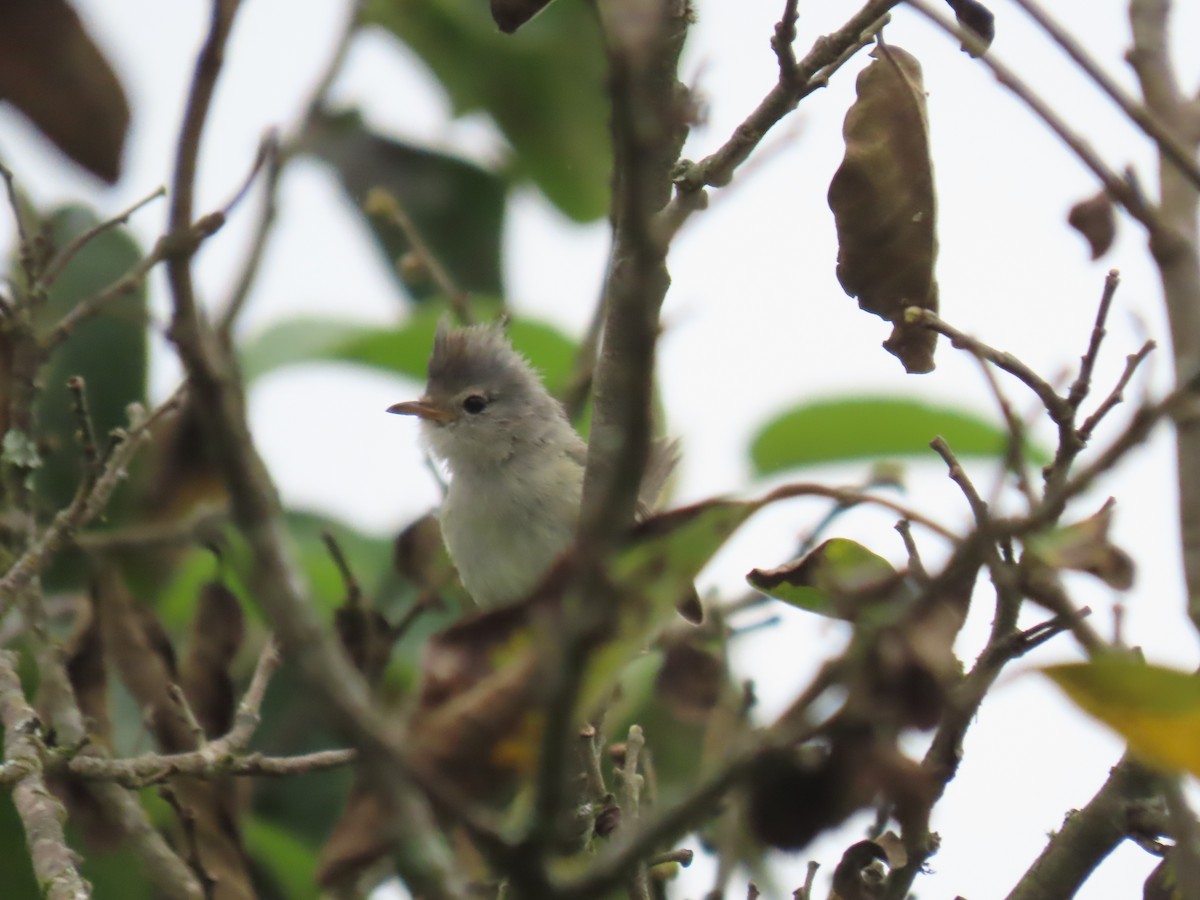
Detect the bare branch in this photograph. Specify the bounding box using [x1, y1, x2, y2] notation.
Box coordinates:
[905, 0, 1167, 235]
[364, 187, 473, 325]
[0, 651, 90, 900]
[58, 747, 355, 789]
[40, 186, 167, 291]
[1011, 0, 1200, 191]
[1067, 269, 1122, 412]
[1077, 340, 1157, 442]
[0, 388, 185, 614]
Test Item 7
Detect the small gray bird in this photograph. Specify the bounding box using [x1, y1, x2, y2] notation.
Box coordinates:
[388, 320, 694, 616]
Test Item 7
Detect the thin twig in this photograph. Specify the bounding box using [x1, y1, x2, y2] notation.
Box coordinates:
[930, 437, 990, 527]
[216, 142, 282, 339]
[66, 376, 100, 479]
[168, 684, 208, 749]
[1067, 269, 1122, 412]
[672, 0, 898, 195]
[795, 862, 820, 900]
[905, 308, 1070, 424]
[904, 0, 1167, 235]
[0, 651, 90, 900]
[894, 520, 928, 585]
[54, 746, 356, 789]
[219, 130, 278, 219]
[364, 187, 472, 325]
[1009, 0, 1200, 193]
[0, 387, 185, 613]
[158, 786, 216, 899]
[43, 215, 225, 351]
[771, 0, 801, 75]
[41, 186, 168, 291]
[321, 531, 362, 608]
[975, 356, 1037, 508]
[222, 637, 280, 753]
[1078, 340, 1157, 442]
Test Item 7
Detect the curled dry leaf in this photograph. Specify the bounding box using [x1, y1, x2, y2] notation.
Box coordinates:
[181, 581, 245, 738]
[0, 0, 129, 182]
[93, 565, 255, 897]
[944, 0, 996, 56]
[747, 538, 903, 621]
[828, 44, 939, 374]
[491, 0, 556, 33]
[655, 639, 724, 724]
[831, 840, 890, 900]
[1026, 497, 1134, 589]
[49, 593, 123, 851]
[1067, 190, 1117, 260]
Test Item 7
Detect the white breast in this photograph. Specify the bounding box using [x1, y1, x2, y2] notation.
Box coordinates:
[440, 449, 585, 606]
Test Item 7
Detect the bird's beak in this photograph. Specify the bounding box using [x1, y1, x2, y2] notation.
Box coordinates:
[386, 400, 456, 423]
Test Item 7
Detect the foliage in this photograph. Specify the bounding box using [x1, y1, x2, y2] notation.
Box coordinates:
[0, 1, 1196, 899]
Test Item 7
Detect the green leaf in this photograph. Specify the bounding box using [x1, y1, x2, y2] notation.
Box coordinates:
[299, 110, 507, 299]
[362, 0, 610, 221]
[1043, 658, 1200, 777]
[747, 538, 900, 619]
[243, 815, 319, 900]
[32, 205, 148, 514]
[750, 396, 1027, 476]
[239, 309, 579, 395]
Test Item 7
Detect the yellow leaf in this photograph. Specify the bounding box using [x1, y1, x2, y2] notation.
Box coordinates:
[1042, 658, 1200, 776]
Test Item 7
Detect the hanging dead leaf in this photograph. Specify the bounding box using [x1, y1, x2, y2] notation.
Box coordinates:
[828, 44, 939, 374]
[316, 784, 392, 888]
[831, 840, 890, 900]
[63, 593, 110, 745]
[655, 639, 724, 723]
[944, 0, 995, 56]
[1026, 498, 1134, 589]
[1067, 190, 1116, 260]
[0, 0, 129, 182]
[46, 593, 123, 851]
[491, 0, 556, 33]
[181, 582, 245, 738]
[92, 564, 255, 898]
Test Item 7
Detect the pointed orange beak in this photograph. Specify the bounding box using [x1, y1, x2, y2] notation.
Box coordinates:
[387, 400, 456, 423]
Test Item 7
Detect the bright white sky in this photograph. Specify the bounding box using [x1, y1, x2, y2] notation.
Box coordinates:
[1, 1, 1198, 897]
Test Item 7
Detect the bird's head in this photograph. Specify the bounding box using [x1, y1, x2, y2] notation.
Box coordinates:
[388, 319, 567, 471]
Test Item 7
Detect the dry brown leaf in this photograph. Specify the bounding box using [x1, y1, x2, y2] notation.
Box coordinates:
[45, 591, 123, 851]
[831, 840, 889, 900]
[1027, 498, 1135, 589]
[655, 640, 723, 723]
[63, 593, 110, 746]
[93, 564, 254, 899]
[335, 604, 395, 686]
[828, 44, 939, 374]
[491, 0, 556, 33]
[0, 0, 129, 182]
[181, 582, 244, 739]
[944, 0, 996, 56]
[315, 783, 392, 888]
[1068, 190, 1117, 260]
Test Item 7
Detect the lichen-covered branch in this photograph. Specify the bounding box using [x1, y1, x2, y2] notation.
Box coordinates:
[0, 651, 90, 900]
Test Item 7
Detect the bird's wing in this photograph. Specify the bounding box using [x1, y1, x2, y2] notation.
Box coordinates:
[637, 437, 680, 518]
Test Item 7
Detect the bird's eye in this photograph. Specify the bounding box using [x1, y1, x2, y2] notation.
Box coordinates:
[461, 394, 488, 414]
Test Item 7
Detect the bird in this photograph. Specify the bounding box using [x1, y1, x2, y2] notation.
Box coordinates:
[388, 319, 698, 618]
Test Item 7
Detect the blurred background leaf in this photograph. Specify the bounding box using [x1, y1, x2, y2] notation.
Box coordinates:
[299, 109, 507, 299]
[362, 0, 610, 221]
[0, 0, 129, 182]
[750, 396, 1030, 477]
[239, 309, 578, 394]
